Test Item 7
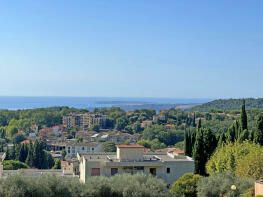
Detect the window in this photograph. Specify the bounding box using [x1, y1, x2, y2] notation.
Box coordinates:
[150, 168, 156, 176]
[134, 166, 144, 171]
[82, 147, 85, 150]
[111, 168, 118, 175]
[167, 168, 170, 174]
[92, 148, 94, 151]
[91, 168, 100, 176]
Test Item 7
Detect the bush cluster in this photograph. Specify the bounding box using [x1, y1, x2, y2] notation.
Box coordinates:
[0, 173, 170, 197]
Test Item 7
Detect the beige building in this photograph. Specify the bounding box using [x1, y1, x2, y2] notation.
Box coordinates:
[140, 120, 153, 128]
[255, 180, 263, 196]
[0, 152, 6, 178]
[63, 113, 108, 129]
[78, 145, 194, 186]
[61, 159, 79, 175]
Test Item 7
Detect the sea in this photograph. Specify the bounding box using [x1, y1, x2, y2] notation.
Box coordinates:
[0, 97, 212, 112]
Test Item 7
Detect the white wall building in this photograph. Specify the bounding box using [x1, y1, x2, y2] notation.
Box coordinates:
[78, 145, 194, 186]
[66, 142, 103, 158]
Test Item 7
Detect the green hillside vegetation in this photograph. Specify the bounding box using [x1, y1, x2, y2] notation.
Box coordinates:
[190, 98, 263, 112]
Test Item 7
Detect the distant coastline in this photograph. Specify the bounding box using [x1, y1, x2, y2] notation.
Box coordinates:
[0, 96, 211, 112]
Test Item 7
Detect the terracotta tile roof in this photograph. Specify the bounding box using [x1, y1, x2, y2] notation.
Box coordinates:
[116, 145, 144, 148]
[174, 148, 184, 154]
[21, 139, 35, 144]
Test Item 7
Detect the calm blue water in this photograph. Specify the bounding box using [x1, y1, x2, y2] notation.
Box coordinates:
[0, 96, 211, 111]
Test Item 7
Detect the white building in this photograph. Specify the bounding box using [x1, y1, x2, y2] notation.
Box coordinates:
[78, 145, 194, 186]
[66, 142, 103, 158]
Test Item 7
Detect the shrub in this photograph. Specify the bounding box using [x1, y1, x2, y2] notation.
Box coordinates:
[206, 141, 262, 174]
[235, 149, 263, 179]
[170, 173, 202, 197]
[197, 171, 254, 197]
[2, 160, 29, 170]
[0, 173, 170, 197]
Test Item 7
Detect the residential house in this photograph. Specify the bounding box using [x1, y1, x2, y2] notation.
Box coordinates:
[155, 148, 184, 156]
[30, 124, 39, 133]
[152, 115, 158, 121]
[66, 142, 103, 158]
[140, 120, 153, 128]
[61, 159, 79, 175]
[21, 139, 35, 144]
[165, 124, 175, 129]
[78, 145, 194, 186]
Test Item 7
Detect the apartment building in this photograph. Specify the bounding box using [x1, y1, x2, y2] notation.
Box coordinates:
[63, 114, 82, 128]
[63, 113, 108, 129]
[78, 145, 194, 186]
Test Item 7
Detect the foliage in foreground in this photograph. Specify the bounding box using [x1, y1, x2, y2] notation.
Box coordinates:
[170, 173, 202, 197]
[206, 141, 262, 175]
[197, 171, 254, 197]
[0, 173, 170, 197]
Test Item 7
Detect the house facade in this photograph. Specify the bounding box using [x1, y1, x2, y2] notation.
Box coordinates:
[66, 142, 103, 158]
[78, 145, 194, 186]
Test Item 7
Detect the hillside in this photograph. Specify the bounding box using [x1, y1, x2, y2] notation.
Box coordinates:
[189, 98, 263, 112]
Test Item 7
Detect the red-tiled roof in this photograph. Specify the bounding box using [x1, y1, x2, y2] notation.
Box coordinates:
[116, 145, 144, 148]
[174, 148, 184, 154]
[21, 139, 35, 144]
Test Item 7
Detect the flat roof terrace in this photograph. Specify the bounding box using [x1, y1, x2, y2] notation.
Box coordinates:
[80, 152, 192, 163]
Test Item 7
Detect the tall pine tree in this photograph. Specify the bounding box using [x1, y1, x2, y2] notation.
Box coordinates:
[26, 141, 34, 167]
[217, 132, 226, 149]
[197, 118, 202, 129]
[184, 129, 190, 156]
[192, 113, 196, 127]
[193, 128, 206, 175]
[240, 99, 248, 131]
[254, 113, 263, 145]
[203, 128, 217, 159]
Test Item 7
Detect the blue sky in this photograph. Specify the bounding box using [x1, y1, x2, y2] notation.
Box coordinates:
[0, 1, 262, 98]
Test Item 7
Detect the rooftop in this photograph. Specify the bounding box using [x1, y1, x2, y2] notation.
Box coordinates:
[79, 152, 192, 162]
[116, 145, 144, 148]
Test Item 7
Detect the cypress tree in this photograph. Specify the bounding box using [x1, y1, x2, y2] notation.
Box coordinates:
[16, 144, 23, 161]
[184, 129, 189, 156]
[46, 152, 55, 169]
[217, 132, 226, 149]
[240, 99, 248, 131]
[197, 118, 202, 129]
[192, 113, 196, 127]
[203, 128, 217, 159]
[26, 141, 34, 167]
[193, 128, 206, 175]
[190, 129, 196, 157]
[249, 129, 255, 142]
[10, 144, 16, 160]
[234, 120, 240, 141]
[18, 144, 29, 163]
[254, 113, 263, 145]
[38, 140, 46, 169]
[238, 129, 249, 142]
